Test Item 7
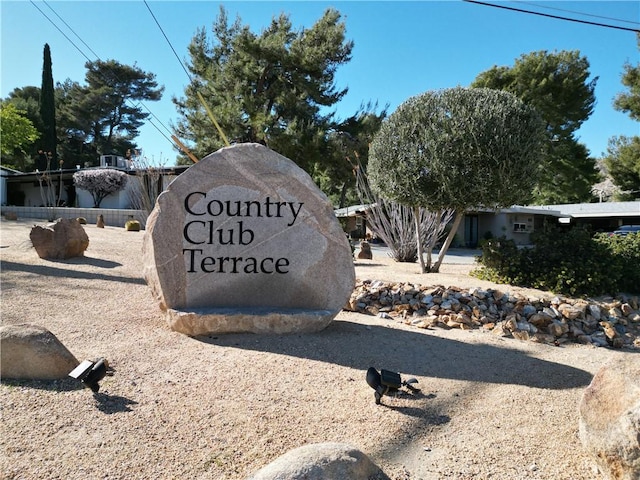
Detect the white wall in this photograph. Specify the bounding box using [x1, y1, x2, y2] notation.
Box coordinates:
[0, 205, 146, 228]
[74, 186, 133, 209]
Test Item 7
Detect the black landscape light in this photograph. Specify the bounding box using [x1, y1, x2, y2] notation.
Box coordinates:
[366, 367, 419, 405]
[68, 358, 109, 392]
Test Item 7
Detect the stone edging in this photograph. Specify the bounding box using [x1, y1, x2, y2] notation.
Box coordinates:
[345, 280, 640, 349]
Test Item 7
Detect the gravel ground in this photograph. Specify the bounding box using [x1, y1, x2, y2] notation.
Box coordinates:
[0, 219, 629, 479]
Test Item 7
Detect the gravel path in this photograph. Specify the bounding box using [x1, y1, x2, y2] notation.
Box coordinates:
[0, 219, 628, 479]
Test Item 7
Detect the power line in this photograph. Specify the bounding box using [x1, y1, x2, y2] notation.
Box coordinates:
[30, 1, 176, 149]
[463, 0, 640, 33]
[143, 0, 193, 82]
[144, 0, 230, 148]
[29, 1, 94, 63]
[42, 1, 102, 60]
[514, 1, 640, 26]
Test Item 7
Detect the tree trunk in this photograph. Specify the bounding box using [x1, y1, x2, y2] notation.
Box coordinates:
[338, 181, 349, 209]
[423, 209, 441, 270]
[414, 206, 426, 273]
[430, 209, 464, 273]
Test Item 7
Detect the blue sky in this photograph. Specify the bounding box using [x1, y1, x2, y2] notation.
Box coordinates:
[2, 1, 639, 166]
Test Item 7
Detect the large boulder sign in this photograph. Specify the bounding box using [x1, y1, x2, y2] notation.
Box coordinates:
[143, 143, 355, 335]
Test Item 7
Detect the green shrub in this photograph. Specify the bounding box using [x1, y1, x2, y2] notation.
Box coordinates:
[125, 220, 141, 231]
[472, 226, 639, 297]
[76, 217, 87, 224]
[595, 232, 640, 293]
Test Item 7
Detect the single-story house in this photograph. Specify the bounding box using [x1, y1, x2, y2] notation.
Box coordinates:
[4, 154, 638, 238]
[336, 203, 567, 247]
[0, 155, 190, 227]
[334, 204, 372, 239]
[534, 202, 640, 232]
[0, 165, 21, 206]
[464, 205, 567, 247]
[1, 155, 189, 210]
[336, 202, 640, 247]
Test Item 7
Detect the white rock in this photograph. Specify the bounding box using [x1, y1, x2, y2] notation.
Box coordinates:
[247, 443, 387, 480]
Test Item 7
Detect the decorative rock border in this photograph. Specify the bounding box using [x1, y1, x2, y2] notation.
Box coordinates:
[345, 280, 640, 349]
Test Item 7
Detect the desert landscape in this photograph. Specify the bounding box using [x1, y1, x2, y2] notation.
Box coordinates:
[0, 219, 633, 479]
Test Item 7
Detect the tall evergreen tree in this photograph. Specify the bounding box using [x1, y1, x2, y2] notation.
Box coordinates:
[58, 60, 163, 166]
[613, 33, 640, 121]
[173, 6, 383, 198]
[472, 50, 599, 204]
[39, 43, 57, 170]
[604, 34, 640, 200]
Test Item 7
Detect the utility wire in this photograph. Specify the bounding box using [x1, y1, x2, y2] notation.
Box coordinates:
[143, 0, 230, 148]
[514, 1, 640, 26]
[30, 0, 176, 149]
[464, 0, 640, 33]
[143, 0, 193, 82]
[29, 1, 94, 63]
[42, 1, 101, 59]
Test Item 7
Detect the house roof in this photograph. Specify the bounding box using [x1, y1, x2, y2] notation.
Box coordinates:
[1, 165, 191, 180]
[335, 203, 567, 218]
[0, 166, 23, 175]
[496, 206, 566, 217]
[534, 202, 640, 218]
[454, 205, 567, 218]
[334, 204, 374, 217]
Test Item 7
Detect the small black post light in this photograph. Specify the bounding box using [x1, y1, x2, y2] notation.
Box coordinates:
[68, 358, 109, 392]
[366, 367, 419, 405]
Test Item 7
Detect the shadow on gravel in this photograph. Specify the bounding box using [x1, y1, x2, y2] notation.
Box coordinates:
[1, 377, 138, 414]
[196, 319, 593, 390]
[0, 260, 144, 285]
[58, 256, 123, 269]
[0, 378, 83, 392]
[92, 392, 138, 414]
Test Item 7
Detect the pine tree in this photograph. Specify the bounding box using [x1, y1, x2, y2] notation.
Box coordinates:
[472, 50, 599, 204]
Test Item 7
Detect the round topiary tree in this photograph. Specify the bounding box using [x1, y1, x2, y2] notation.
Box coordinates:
[368, 87, 546, 272]
[73, 168, 128, 208]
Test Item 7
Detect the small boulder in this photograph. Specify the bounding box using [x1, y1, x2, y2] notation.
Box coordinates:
[578, 355, 640, 479]
[247, 443, 388, 480]
[357, 241, 373, 260]
[0, 324, 79, 380]
[29, 218, 89, 259]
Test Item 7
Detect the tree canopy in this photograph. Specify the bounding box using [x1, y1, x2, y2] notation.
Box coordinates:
[173, 6, 383, 204]
[2, 58, 163, 171]
[604, 136, 640, 200]
[1, 87, 42, 171]
[58, 60, 163, 166]
[0, 104, 40, 169]
[603, 34, 640, 201]
[471, 50, 599, 204]
[368, 87, 546, 272]
[613, 33, 640, 121]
